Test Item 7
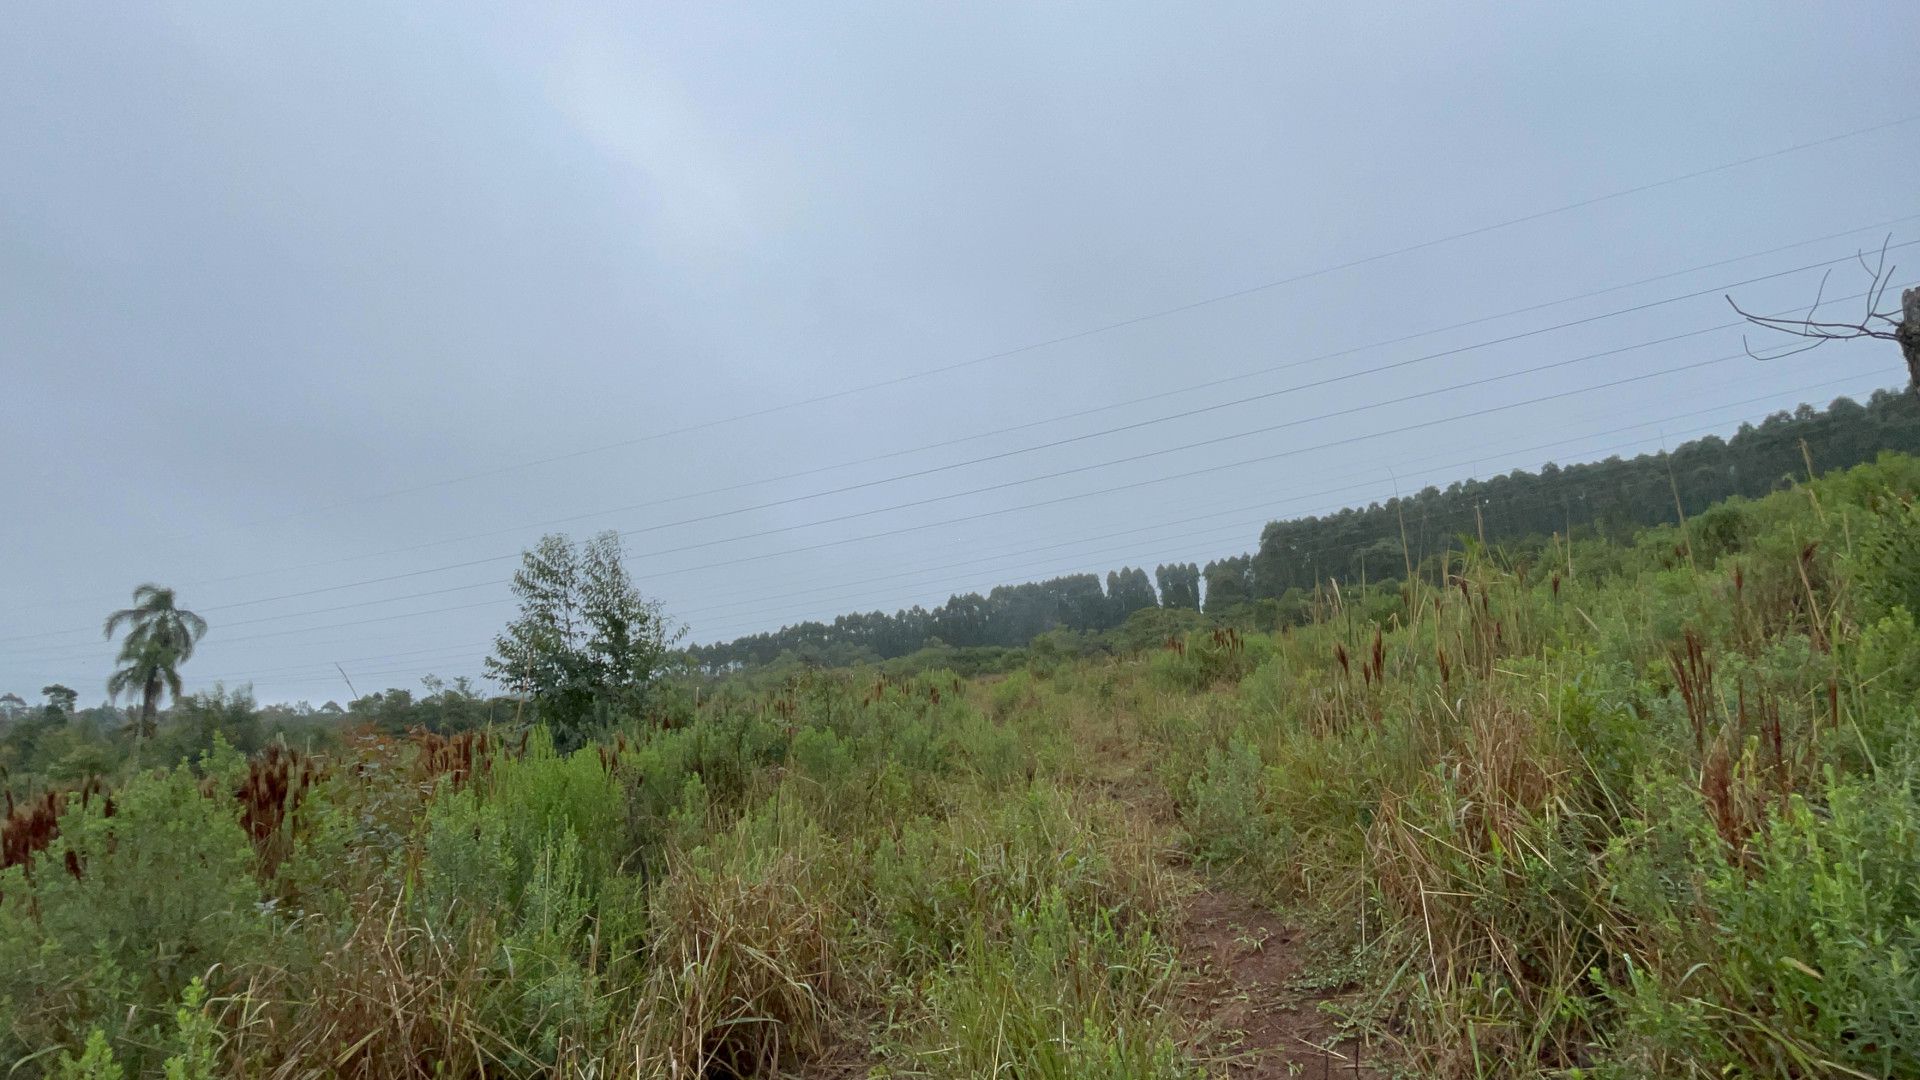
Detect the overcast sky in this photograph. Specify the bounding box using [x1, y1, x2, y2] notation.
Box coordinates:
[4, 2, 1918, 705]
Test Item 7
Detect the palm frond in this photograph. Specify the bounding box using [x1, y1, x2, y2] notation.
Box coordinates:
[102, 607, 137, 639]
[105, 667, 135, 699]
[103, 584, 206, 668]
[115, 630, 151, 664]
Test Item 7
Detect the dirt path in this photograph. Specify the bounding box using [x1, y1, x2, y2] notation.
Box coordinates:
[1062, 696, 1391, 1077]
[1177, 885, 1387, 1079]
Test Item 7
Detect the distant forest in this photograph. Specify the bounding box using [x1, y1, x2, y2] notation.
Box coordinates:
[686, 388, 1920, 672]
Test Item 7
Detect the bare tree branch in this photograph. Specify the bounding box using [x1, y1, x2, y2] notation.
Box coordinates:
[1727, 234, 1920, 397]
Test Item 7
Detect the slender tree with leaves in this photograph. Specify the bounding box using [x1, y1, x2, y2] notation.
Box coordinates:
[103, 584, 207, 741]
[487, 532, 676, 748]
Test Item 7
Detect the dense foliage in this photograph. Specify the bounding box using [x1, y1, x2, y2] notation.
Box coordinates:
[686, 567, 1165, 673]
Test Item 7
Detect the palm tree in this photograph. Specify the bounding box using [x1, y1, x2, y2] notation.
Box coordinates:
[107, 638, 185, 740]
[103, 584, 206, 740]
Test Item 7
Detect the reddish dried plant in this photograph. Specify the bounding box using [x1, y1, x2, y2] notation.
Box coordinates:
[2, 777, 111, 891]
[1208, 627, 1244, 654]
[1361, 626, 1386, 687]
[595, 732, 632, 774]
[1668, 627, 1715, 760]
[411, 729, 501, 789]
[1671, 633, 1822, 862]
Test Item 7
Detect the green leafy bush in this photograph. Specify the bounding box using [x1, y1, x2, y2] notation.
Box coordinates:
[1147, 629, 1275, 691]
[1182, 737, 1279, 871]
[1603, 777, 1920, 1077]
[1853, 495, 1920, 622]
[0, 760, 264, 1067]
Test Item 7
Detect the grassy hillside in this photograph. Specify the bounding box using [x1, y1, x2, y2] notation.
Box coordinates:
[7, 452, 1920, 1076]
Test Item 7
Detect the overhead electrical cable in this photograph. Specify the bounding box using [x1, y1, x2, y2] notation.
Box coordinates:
[12, 271, 1896, 647]
[18, 230, 1910, 638]
[31, 369, 1886, 684]
[159, 115, 1920, 536]
[10, 348, 1886, 666]
[83, 218, 1911, 601]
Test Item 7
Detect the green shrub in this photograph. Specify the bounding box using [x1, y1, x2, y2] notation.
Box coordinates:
[489, 730, 631, 888]
[160, 978, 220, 1080]
[53, 1031, 122, 1080]
[1848, 607, 1920, 767]
[1182, 737, 1279, 872]
[1602, 777, 1920, 1077]
[414, 736, 648, 1071]
[989, 669, 1038, 718]
[870, 787, 1168, 972]
[1148, 630, 1276, 691]
[0, 760, 265, 1065]
[1852, 495, 1920, 622]
[948, 712, 1029, 787]
[888, 893, 1194, 1079]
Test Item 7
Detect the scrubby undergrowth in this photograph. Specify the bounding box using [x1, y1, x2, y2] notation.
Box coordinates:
[8, 454, 1920, 1077]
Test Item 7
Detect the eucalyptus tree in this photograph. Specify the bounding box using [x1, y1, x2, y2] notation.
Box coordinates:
[488, 532, 676, 748]
[1154, 563, 1202, 611]
[103, 584, 207, 741]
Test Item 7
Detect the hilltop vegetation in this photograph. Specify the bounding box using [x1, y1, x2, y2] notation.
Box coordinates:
[6, 437, 1920, 1075]
[690, 388, 1920, 672]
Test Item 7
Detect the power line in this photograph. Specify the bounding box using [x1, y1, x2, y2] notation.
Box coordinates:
[686, 388, 1883, 640]
[29, 369, 1886, 685]
[258, 438, 1708, 692]
[588, 339, 1901, 583]
[86, 214, 1915, 603]
[0, 317, 1744, 645]
[21, 226, 1911, 658]
[534, 359, 1893, 622]
[100, 417, 1818, 692]
[685, 453, 1746, 644]
[153, 114, 1920, 538]
[20, 427, 1711, 687]
[670, 375, 1872, 627]
[0, 339, 1866, 669]
[14, 270, 1895, 649]
[9, 346, 1884, 666]
[192, 641, 497, 683]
